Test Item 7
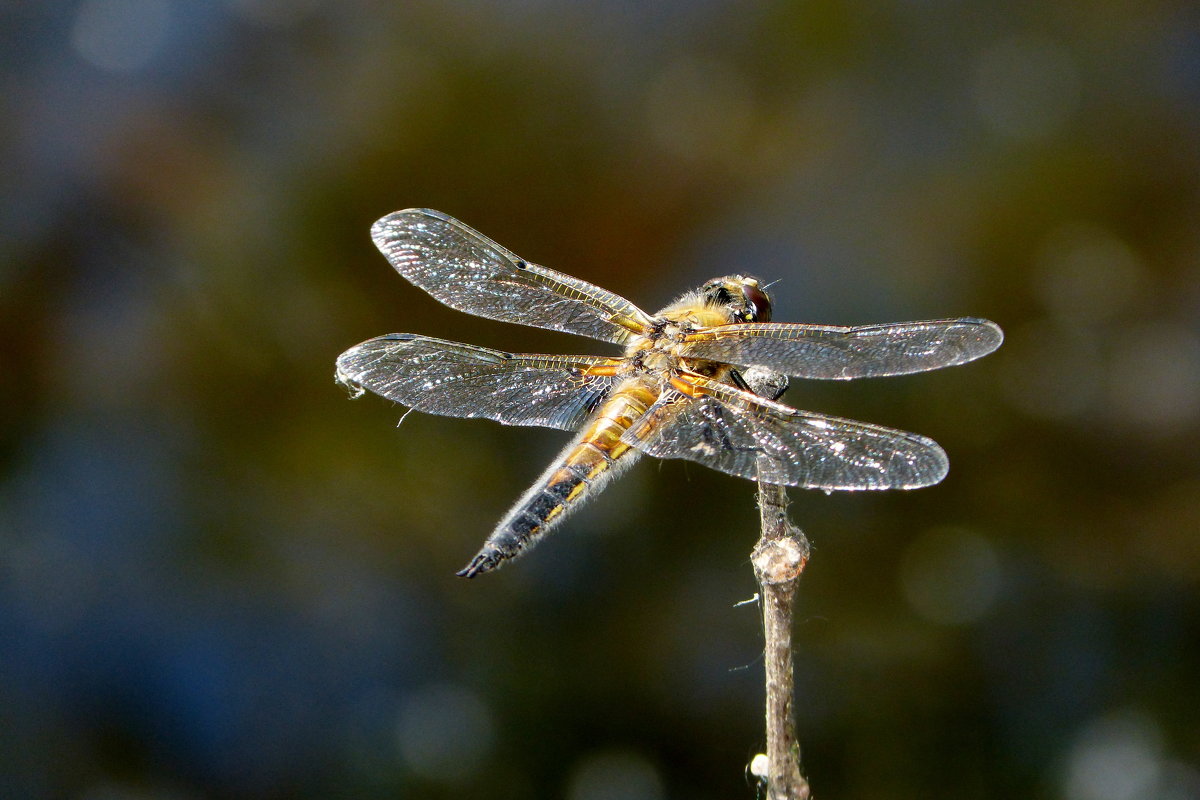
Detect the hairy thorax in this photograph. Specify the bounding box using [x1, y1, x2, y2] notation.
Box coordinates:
[621, 303, 736, 385]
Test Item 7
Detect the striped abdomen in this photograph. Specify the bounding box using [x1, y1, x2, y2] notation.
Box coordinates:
[456, 379, 658, 577]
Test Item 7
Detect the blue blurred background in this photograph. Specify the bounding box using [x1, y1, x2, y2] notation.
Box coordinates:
[2, 2, 1199, 799]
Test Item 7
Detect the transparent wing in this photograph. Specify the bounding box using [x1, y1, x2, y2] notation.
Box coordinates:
[681, 318, 1003, 380]
[371, 209, 655, 345]
[336, 334, 621, 431]
[622, 374, 948, 489]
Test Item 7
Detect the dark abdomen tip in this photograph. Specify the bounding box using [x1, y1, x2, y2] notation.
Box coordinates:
[456, 551, 499, 578]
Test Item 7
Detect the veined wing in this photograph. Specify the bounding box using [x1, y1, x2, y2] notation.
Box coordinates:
[372, 209, 655, 345]
[680, 318, 1003, 380]
[336, 334, 622, 431]
[622, 373, 947, 489]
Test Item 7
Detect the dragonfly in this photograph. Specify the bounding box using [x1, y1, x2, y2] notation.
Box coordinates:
[336, 209, 1003, 577]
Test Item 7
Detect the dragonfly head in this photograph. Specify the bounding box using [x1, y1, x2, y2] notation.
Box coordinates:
[701, 275, 773, 323]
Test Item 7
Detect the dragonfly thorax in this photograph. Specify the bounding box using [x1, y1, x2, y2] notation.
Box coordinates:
[624, 331, 686, 376]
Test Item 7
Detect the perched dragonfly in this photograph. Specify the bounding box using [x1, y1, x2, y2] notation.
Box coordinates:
[336, 210, 1003, 577]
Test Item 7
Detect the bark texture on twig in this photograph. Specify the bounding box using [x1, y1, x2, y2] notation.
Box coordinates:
[752, 480, 812, 800]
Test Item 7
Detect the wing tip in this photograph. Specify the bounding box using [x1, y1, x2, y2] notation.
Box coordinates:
[334, 360, 366, 398]
[960, 317, 1005, 357]
[335, 337, 397, 396]
[907, 433, 950, 488]
[370, 208, 450, 246]
[812, 432, 949, 491]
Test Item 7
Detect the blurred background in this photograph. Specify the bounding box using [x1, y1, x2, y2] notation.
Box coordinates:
[2, 1, 1199, 798]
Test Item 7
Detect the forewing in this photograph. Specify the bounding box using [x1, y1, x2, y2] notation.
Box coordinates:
[336, 334, 620, 431]
[371, 209, 654, 344]
[623, 376, 947, 489]
[681, 318, 1003, 380]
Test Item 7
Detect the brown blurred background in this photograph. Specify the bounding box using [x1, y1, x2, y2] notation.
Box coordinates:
[2, 2, 1199, 799]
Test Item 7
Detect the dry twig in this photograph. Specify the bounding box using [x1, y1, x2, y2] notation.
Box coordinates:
[751, 480, 812, 800]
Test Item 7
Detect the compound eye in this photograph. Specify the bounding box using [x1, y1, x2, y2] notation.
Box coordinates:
[742, 282, 772, 322]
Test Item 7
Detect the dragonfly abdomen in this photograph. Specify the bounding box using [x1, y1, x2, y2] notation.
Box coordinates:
[456, 382, 656, 577]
